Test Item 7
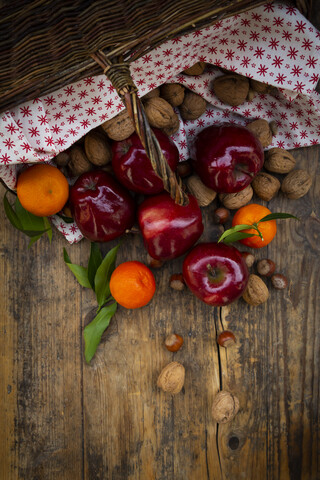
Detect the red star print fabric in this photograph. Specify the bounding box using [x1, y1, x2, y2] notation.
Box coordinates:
[0, 2, 319, 243]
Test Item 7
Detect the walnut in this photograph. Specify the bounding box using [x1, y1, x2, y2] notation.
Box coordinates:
[183, 62, 206, 76]
[250, 79, 270, 94]
[186, 174, 217, 207]
[144, 97, 176, 128]
[68, 146, 92, 176]
[219, 184, 253, 209]
[179, 91, 206, 120]
[264, 148, 296, 174]
[281, 169, 312, 199]
[54, 151, 70, 167]
[246, 119, 273, 148]
[212, 74, 249, 106]
[160, 83, 185, 107]
[242, 274, 269, 306]
[84, 130, 112, 166]
[161, 113, 180, 136]
[212, 391, 240, 424]
[157, 362, 185, 394]
[252, 172, 281, 201]
[101, 110, 135, 141]
[143, 87, 160, 100]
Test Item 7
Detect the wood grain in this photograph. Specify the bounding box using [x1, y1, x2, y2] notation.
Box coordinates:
[0, 145, 319, 480]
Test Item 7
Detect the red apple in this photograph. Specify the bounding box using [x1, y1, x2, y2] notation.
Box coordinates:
[69, 170, 136, 242]
[112, 128, 179, 194]
[193, 124, 264, 193]
[138, 192, 203, 261]
[183, 242, 249, 306]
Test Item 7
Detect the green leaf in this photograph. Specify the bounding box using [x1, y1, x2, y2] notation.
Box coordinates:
[84, 302, 117, 363]
[43, 217, 53, 243]
[94, 244, 120, 307]
[3, 193, 23, 231]
[28, 234, 44, 248]
[258, 213, 299, 223]
[218, 224, 254, 243]
[56, 213, 75, 224]
[15, 197, 46, 231]
[88, 243, 103, 290]
[222, 231, 258, 243]
[63, 248, 91, 288]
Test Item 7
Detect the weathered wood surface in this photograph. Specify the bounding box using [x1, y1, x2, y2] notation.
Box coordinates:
[0, 143, 319, 480]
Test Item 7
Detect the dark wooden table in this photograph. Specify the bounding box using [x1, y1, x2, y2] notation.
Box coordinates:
[1, 143, 319, 480]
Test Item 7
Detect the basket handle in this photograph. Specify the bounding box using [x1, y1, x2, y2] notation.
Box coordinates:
[91, 51, 188, 206]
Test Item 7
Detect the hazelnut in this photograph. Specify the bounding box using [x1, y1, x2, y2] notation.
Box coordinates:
[256, 259, 276, 277]
[217, 331, 236, 348]
[212, 391, 240, 424]
[144, 97, 176, 128]
[213, 74, 249, 106]
[179, 91, 207, 120]
[242, 274, 269, 306]
[271, 274, 288, 290]
[246, 119, 273, 148]
[165, 333, 184, 352]
[147, 254, 163, 269]
[176, 160, 192, 178]
[160, 83, 185, 107]
[170, 274, 185, 291]
[281, 169, 312, 199]
[241, 252, 255, 268]
[186, 174, 216, 207]
[264, 148, 296, 174]
[252, 172, 281, 201]
[213, 207, 230, 225]
[183, 62, 206, 76]
[157, 362, 185, 394]
[219, 184, 253, 210]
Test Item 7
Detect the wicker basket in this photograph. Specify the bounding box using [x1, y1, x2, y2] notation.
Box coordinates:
[0, 0, 313, 203]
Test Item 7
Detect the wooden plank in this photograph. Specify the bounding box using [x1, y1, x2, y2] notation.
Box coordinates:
[0, 186, 85, 479]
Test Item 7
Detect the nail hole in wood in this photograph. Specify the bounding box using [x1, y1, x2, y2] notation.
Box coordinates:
[228, 436, 240, 450]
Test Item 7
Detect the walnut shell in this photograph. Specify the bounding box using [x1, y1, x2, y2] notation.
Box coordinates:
[186, 174, 217, 207]
[242, 274, 269, 306]
[157, 362, 185, 394]
[68, 146, 92, 176]
[246, 119, 272, 148]
[183, 62, 206, 76]
[212, 391, 240, 424]
[84, 130, 112, 166]
[252, 172, 281, 201]
[219, 185, 253, 210]
[161, 113, 180, 136]
[179, 91, 206, 120]
[250, 79, 270, 94]
[264, 148, 296, 174]
[281, 169, 312, 199]
[143, 87, 160, 100]
[212, 74, 249, 106]
[54, 151, 70, 167]
[160, 83, 185, 107]
[101, 110, 135, 141]
[144, 97, 176, 128]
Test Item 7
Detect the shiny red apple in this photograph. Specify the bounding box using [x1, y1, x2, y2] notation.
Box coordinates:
[112, 128, 179, 194]
[138, 192, 203, 261]
[193, 124, 264, 193]
[69, 170, 136, 242]
[183, 242, 249, 306]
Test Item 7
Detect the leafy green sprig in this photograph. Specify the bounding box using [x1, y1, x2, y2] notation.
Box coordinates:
[64, 242, 120, 363]
[218, 212, 299, 244]
[3, 191, 52, 247]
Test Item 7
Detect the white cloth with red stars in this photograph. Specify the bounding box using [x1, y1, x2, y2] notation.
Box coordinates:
[0, 1, 319, 244]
